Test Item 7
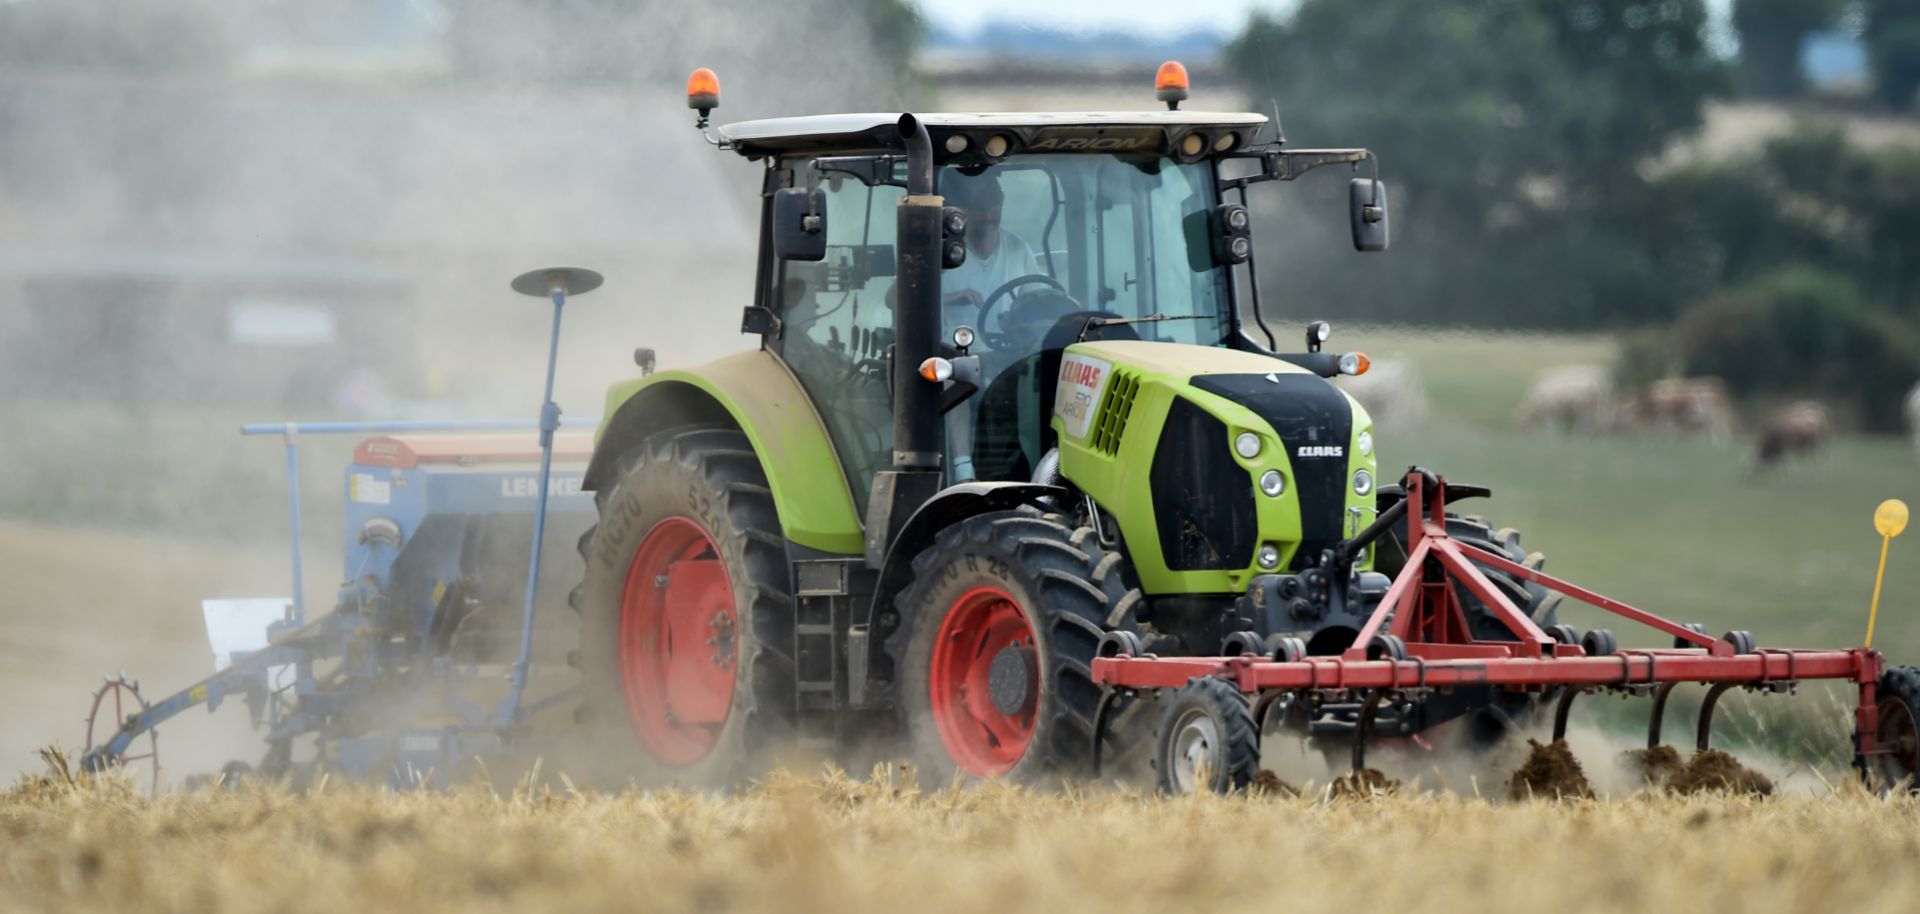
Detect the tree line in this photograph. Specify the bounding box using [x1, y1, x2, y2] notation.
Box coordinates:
[1227, 0, 1920, 429]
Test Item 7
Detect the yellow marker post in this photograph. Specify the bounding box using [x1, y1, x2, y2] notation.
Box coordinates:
[1866, 499, 1908, 649]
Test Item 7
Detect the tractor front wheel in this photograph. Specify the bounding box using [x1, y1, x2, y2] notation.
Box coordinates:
[888, 511, 1144, 783]
[1376, 508, 1559, 747]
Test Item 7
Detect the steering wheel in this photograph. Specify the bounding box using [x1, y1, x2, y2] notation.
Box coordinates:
[976, 273, 1067, 350]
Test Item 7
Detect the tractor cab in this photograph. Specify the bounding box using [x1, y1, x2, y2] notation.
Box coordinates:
[719, 106, 1388, 517]
[744, 117, 1252, 491]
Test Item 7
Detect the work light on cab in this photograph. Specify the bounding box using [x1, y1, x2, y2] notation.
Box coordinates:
[1155, 60, 1189, 109]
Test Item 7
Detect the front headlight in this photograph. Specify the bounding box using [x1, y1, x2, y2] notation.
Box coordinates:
[1234, 432, 1262, 459]
[1353, 468, 1374, 496]
[1357, 430, 1373, 457]
[1259, 470, 1285, 497]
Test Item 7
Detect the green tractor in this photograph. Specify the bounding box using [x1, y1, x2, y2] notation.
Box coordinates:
[570, 64, 1555, 783]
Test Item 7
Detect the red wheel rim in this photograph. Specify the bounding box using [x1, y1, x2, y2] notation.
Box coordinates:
[929, 586, 1039, 777]
[618, 517, 737, 766]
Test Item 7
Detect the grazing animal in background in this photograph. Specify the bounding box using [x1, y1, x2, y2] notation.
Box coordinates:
[1907, 382, 1920, 457]
[1753, 401, 1832, 474]
[1516, 365, 1613, 433]
[1340, 359, 1429, 429]
[1622, 377, 1734, 443]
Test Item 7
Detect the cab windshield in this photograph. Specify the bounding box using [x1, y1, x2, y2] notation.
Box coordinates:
[935, 155, 1231, 350]
[776, 153, 1232, 506]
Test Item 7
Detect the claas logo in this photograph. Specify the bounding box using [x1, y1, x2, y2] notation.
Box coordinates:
[1061, 360, 1104, 388]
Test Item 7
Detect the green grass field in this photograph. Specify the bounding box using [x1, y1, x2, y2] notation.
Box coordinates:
[1341, 326, 1919, 765]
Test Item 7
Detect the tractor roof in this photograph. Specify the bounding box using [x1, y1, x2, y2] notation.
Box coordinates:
[718, 111, 1269, 158]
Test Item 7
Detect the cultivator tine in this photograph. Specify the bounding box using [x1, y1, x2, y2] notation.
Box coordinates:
[1647, 681, 1680, 749]
[1552, 687, 1583, 742]
[1250, 690, 1291, 735]
[1352, 689, 1386, 771]
[1090, 687, 1121, 778]
[1696, 681, 1737, 752]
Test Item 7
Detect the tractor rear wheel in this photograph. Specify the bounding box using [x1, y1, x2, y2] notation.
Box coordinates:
[572, 427, 793, 780]
[887, 510, 1146, 783]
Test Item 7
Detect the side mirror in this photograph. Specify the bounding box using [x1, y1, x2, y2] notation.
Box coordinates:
[1349, 178, 1389, 252]
[772, 187, 826, 261]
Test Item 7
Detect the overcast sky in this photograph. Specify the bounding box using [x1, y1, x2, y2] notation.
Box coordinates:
[919, 0, 1735, 39]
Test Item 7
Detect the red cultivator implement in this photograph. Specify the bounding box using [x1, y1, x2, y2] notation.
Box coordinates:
[1091, 469, 1919, 793]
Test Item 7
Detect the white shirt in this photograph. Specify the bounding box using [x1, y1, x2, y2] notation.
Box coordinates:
[942, 230, 1042, 332]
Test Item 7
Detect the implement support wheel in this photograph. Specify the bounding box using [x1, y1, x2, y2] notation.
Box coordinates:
[1154, 677, 1260, 794]
[1870, 666, 1920, 792]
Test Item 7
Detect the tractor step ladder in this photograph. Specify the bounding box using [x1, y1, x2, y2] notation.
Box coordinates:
[791, 559, 873, 750]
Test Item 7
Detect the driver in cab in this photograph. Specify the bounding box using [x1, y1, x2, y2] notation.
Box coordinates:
[941, 172, 1042, 341]
[939, 172, 1056, 484]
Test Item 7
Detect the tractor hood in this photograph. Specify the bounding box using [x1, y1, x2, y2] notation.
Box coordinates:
[1050, 340, 1377, 595]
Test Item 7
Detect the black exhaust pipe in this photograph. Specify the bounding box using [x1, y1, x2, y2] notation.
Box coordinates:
[863, 114, 947, 565]
[891, 113, 941, 470]
[900, 112, 935, 196]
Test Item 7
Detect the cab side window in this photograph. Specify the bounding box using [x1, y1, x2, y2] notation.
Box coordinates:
[774, 168, 903, 513]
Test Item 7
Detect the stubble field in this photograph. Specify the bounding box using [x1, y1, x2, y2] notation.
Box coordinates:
[6, 758, 1920, 914]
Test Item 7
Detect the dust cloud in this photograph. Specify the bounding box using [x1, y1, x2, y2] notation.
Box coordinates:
[0, 0, 918, 782]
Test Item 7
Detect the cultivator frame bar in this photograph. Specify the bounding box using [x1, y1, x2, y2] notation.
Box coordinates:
[1092, 470, 1892, 778]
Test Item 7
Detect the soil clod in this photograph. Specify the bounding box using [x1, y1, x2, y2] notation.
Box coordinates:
[1667, 749, 1774, 796]
[1622, 745, 1685, 785]
[1507, 739, 1594, 800]
[1329, 767, 1399, 799]
[1252, 769, 1298, 796]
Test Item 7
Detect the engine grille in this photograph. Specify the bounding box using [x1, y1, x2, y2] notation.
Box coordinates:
[1089, 369, 1139, 456]
[1149, 397, 1257, 572]
[1189, 372, 1354, 571]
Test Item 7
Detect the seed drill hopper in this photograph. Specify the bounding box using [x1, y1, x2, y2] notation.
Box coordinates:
[79, 269, 611, 787]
